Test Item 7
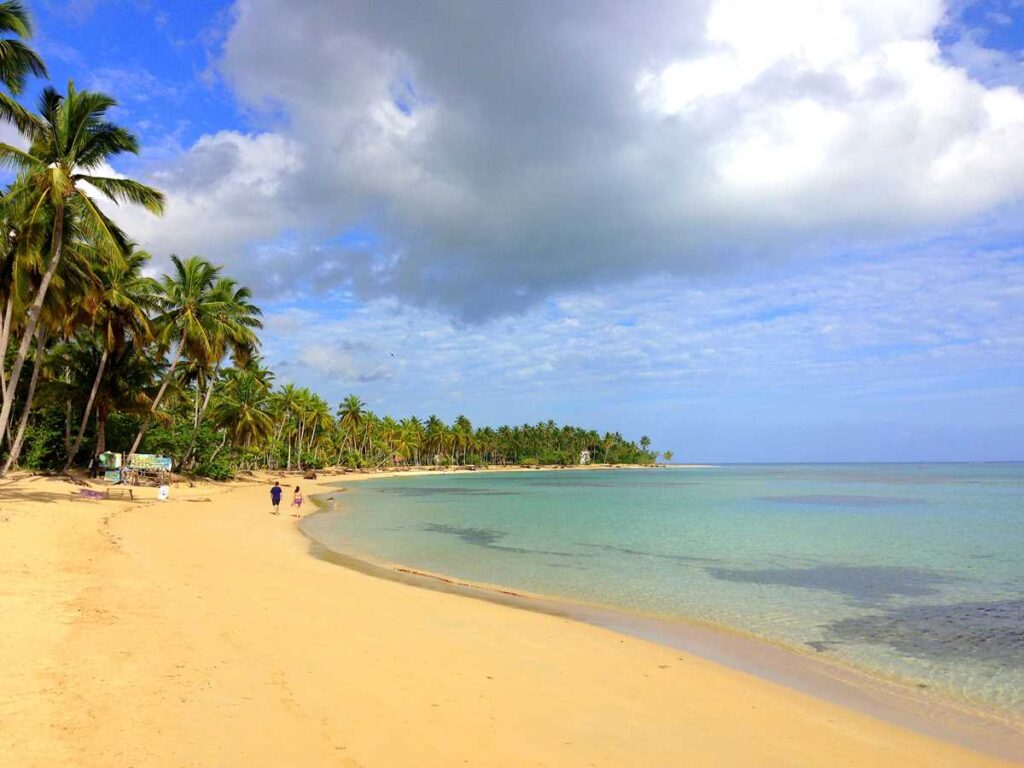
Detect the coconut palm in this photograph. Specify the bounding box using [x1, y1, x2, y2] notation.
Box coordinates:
[400, 416, 423, 465]
[424, 415, 447, 464]
[211, 365, 274, 449]
[453, 414, 473, 464]
[182, 277, 263, 466]
[63, 247, 157, 470]
[0, 82, 164, 450]
[0, 320, 45, 473]
[128, 255, 223, 457]
[0, 229, 112, 473]
[304, 394, 332, 456]
[272, 383, 302, 469]
[337, 394, 365, 453]
[38, 337, 160, 462]
[0, 2, 46, 131]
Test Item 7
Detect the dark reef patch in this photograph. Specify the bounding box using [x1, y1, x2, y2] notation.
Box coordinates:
[421, 523, 580, 557]
[706, 564, 953, 602]
[826, 598, 1024, 666]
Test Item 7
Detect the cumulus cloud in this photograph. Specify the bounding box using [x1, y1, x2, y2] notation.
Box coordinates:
[115, 0, 1024, 318]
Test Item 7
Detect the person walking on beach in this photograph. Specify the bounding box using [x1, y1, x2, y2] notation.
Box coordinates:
[291, 486, 303, 516]
[270, 481, 282, 514]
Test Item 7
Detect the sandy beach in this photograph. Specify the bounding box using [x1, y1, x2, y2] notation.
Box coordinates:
[1, 470, 1020, 767]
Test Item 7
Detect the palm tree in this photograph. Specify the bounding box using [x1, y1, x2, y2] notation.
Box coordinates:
[38, 337, 160, 462]
[63, 247, 156, 470]
[0, 219, 98, 455]
[400, 416, 423, 465]
[91, 342, 162, 456]
[0, 319, 45, 473]
[182, 277, 262, 466]
[291, 387, 314, 470]
[0, 82, 164, 451]
[128, 255, 221, 457]
[273, 383, 301, 469]
[453, 414, 473, 464]
[337, 394, 365, 454]
[0, 2, 46, 131]
[304, 394, 332, 459]
[424, 415, 446, 464]
[211, 365, 273, 450]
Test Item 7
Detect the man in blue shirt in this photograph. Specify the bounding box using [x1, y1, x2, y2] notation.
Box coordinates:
[270, 481, 283, 514]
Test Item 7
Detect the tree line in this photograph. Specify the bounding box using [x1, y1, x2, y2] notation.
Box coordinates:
[0, 3, 668, 479]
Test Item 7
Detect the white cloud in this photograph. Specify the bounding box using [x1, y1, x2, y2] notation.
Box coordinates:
[109, 0, 1024, 317]
[114, 130, 304, 264]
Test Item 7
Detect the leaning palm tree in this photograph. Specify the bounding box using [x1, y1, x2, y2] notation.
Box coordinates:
[0, 1, 46, 131]
[128, 255, 222, 457]
[0, 312, 47, 474]
[0, 82, 164, 451]
[40, 338, 161, 459]
[63, 247, 157, 470]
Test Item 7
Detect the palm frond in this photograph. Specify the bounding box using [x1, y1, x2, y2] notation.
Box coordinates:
[0, 37, 45, 93]
[0, 139, 41, 171]
[0, 1, 33, 38]
[75, 174, 164, 214]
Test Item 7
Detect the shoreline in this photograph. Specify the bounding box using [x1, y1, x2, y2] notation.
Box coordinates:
[301, 469, 1024, 761]
[2, 469, 1021, 766]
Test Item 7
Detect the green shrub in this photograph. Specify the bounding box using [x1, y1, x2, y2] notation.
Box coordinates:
[20, 404, 66, 471]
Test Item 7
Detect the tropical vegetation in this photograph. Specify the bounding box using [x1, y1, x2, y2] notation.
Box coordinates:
[0, 4, 666, 479]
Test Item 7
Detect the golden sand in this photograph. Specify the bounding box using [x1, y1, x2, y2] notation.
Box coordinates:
[1, 471, 1019, 767]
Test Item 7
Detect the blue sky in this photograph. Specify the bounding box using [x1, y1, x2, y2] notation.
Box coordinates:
[23, 0, 1024, 461]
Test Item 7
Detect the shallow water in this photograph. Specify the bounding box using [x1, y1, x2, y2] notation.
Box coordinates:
[302, 464, 1024, 716]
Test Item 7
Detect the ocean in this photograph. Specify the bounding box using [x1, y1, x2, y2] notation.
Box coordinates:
[301, 464, 1024, 719]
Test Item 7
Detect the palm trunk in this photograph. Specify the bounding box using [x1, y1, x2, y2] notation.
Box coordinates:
[96, 408, 108, 455]
[0, 294, 12, 401]
[0, 210, 63, 447]
[1, 326, 47, 476]
[64, 399, 72, 456]
[208, 429, 228, 464]
[183, 362, 219, 467]
[129, 344, 182, 458]
[63, 346, 108, 472]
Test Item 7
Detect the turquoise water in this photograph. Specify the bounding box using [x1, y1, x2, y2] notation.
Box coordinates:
[302, 464, 1024, 716]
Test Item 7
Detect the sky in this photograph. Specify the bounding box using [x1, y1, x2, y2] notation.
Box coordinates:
[21, 0, 1024, 462]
